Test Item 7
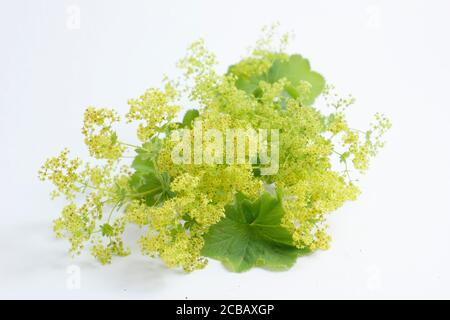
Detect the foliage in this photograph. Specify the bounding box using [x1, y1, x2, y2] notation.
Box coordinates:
[39, 26, 390, 272]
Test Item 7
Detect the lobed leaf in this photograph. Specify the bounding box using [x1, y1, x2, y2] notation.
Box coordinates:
[202, 192, 310, 272]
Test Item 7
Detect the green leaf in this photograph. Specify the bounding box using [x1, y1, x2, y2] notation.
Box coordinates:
[230, 54, 325, 106]
[110, 132, 118, 145]
[132, 138, 162, 173]
[228, 62, 267, 97]
[234, 73, 267, 97]
[182, 213, 198, 231]
[100, 223, 114, 237]
[268, 55, 325, 105]
[129, 170, 174, 206]
[202, 192, 310, 272]
[129, 138, 174, 206]
[340, 151, 350, 162]
[131, 157, 155, 174]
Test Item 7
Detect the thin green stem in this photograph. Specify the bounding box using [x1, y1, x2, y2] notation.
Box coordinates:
[331, 150, 353, 182]
[349, 128, 365, 134]
[128, 186, 161, 198]
[119, 141, 140, 149]
[77, 181, 115, 196]
[342, 159, 353, 182]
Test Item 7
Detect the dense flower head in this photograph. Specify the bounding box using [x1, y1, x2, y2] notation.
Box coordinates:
[40, 26, 390, 272]
[126, 84, 180, 142]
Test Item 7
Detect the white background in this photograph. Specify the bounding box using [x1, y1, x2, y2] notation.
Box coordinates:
[1, 0, 449, 299]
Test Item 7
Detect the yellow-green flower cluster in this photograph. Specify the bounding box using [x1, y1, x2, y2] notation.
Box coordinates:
[53, 203, 94, 255]
[124, 200, 151, 226]
[126, 85, 180, 142]
[90, 217, 130, 265]
[140, 232, 207, 272]
[135, 173, 224, 271]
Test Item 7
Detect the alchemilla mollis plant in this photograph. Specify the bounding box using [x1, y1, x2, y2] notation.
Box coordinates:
[39, 26, 391, 272]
